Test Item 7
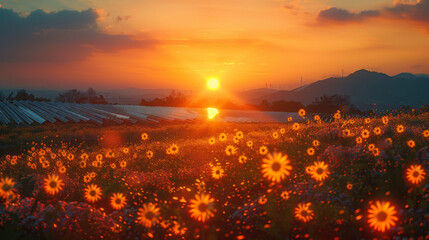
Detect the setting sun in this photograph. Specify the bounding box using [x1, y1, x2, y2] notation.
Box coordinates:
[207, 78, 219, 90]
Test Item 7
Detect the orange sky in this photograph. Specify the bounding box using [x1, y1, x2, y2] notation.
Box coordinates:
[0, 0, 428, 91]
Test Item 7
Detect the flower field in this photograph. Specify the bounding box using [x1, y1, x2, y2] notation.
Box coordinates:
[1, 112, 429, 239]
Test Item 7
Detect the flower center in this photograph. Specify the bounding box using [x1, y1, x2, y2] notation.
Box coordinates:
[271, 162, 281, 172]
[413, 171, 419, 178]
[198, 203, 208, 212]
[49, 181, 57, 188]
[145, 211, 155, 220]
[316, 168, 323, 175]
[376, 211, 387, 222]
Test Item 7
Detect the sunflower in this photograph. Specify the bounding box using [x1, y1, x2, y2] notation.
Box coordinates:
[309, 161, 329, 181]
[169, 144, 179, 154]
[307, 147, 315, 156]
[258, 195, 267, 204]
[137, 203, 160, 228]
[146, 150, 154, 159]
[211, 166, 224, 179]
[314, 115, 320, 121]
[246, 141, 253, 147]
[333, 112, 341, 120]
[0, 177, 15, 199]
[225, 145, 237, 156]
[110, 193, 127, 210]
[141, 133, 149, 140]
[355, 138, 364, 146]
[382, 116, 389, 125]
[367, 201, 398, 232]
[208, 137, 216, 145]
[364, 118, 371, 124]
[83, 175, 91, 183]
[361, 130, 370, 139]
[219, 133, 227, 141]
[406, 164, 426, 185]
[272, 132, 279, 139]
[294, 202, 314, 222]
[233, 136, 240, 143]
[298, 109, 306, 117]
[120, 160, 127, 168]
[238, 155, 248, 164]
[189, 193, 215, 222]
[407, 140, 415, 148]
[261, 152, 292, 183]
[368, 144, 375, 151]
[347, 183, 353, 190]
[373, 127, 382, 135]
[59, 166, 66, 173]
[236, 131, 244, 139]
[312, 140, 320, 147]
[396, 124, 404, 133]
[43, 175, 64, 195]
[280, 191, 290, 200]
[423, 130, 429, 138]
[287, 117, 292, 122]
[259, 146, 268, 155]
[96, 154, 103, 161]
[292, 123, 300, 131]
[84, 184, 102, 203]
[280, 128, 285, 134]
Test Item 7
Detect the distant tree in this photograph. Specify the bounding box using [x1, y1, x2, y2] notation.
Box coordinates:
[0, 91, 5, 101]
[10, 89, 51, 102]
[14, 89, 35, 101]
[56, 88, 107, 104]
[307, 94, 360, 114]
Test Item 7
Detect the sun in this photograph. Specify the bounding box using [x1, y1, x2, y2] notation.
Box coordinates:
[207, 78, 219, 90]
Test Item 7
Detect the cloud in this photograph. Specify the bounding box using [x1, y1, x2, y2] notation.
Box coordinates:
[316, 0, 429, 27]
[0, 8, 154, 62]
[385, 0, 429, 23]
[317, 7, 380, 23]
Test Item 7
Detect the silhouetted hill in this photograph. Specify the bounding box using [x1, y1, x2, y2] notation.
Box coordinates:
[255, 69, 429, 110]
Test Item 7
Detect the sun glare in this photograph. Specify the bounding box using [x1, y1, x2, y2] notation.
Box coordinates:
[207, 108, 219, 119]
[207, 78, 219, 90]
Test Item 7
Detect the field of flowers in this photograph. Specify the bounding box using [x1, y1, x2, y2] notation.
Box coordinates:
[1, 111, 428, 239]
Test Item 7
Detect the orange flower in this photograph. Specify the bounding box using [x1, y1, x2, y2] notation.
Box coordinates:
[43, 175, 64, 195]
[406, 164, 426, 185]
[261, 152, 292, 183]
[294, 203, 314, 222]
[189, 193, 215, 222]
[367, 201, 398, 232]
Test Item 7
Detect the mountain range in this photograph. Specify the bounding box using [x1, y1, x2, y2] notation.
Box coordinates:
[248, 69, 429, 110]
[1, 69, 428, 110]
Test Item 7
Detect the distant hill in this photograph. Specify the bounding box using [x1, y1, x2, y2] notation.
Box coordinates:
[253, 69, 429, 110]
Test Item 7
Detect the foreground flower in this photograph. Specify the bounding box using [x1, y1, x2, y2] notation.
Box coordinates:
[43, 175, 64, 195]
[367, 201, 398, 232]
[0, 177, 15, 199]
[295, 203, 314, 222]
[110, 193, 127, 210]
[189, 193, 215, 222]
[137, 203, 160, 228]
[211, 166, 224, 179]
[84, 184, 102, 203]
[406, 165, 426, 185]
[261, 152, 292, 183]
[309, 161, 330, 181]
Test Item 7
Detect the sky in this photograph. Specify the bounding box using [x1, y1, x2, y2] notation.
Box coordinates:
[0, 0, 428, 91]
